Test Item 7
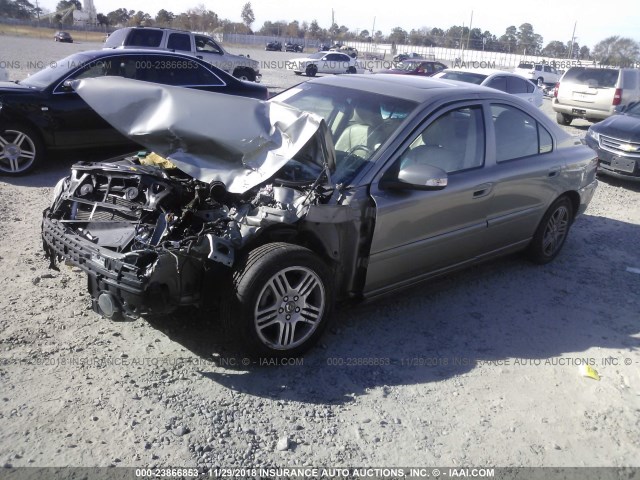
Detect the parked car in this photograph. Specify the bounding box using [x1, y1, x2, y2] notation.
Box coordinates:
[104, 27, 261, 82]
[0, 50, 268, 175]
[287, 51, 362, 76]
[331, 45, 358, 58]
[285, 42, 303, 53]
[265, 41, 282, 51]
[382, 59, 447, 77]
[318, 43, 331, 52]
[393, 52, 425, 62]
[41, 74, 597, 356]
[553, 67, 640, 125]
[513, 62, 560, 85]
[54, 31, 73, 43]
[585, 101, 640, 181]
[433, 69, 543, 107]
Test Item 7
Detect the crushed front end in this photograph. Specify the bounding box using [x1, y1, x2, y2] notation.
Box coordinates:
[42, 154, 330, 320]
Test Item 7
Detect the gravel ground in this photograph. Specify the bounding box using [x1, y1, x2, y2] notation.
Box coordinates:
[1, 36, 640, 473]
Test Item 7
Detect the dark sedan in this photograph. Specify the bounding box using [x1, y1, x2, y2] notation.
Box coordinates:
[54, 31, 73, 43]
[383, 59, 447, 77]
[285, 42, 303, 52]
[585, 101, 640, 181]
[0, 50, 268, 175]
[265, 41, 282, 51]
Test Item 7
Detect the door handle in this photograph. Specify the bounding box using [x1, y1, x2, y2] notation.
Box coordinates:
[548, 169, 559, 178]
[473, 183, 493, 198]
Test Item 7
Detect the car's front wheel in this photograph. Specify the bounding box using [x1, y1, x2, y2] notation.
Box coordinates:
[305, 64, 318, 77]
[527, 196, 573, 264]
[224, 243, 332, 357]
[556, 112, 573, 126]
[0, 125, 44, 175]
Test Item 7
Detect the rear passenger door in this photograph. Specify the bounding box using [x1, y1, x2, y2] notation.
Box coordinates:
[484, 103, 563, 251]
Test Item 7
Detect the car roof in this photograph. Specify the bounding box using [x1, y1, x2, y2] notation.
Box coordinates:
[444, 68, 522, 77]
[309, 73, 510, 102]
[71, 49, 203, 60]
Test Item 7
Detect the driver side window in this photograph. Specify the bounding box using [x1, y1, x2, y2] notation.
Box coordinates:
[398, 105, 485, 174]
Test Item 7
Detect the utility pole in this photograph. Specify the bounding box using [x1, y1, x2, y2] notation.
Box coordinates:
[568, 21, 577, 59]
[466, 10, 473, 50]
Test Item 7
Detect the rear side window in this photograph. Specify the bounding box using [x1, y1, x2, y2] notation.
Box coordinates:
[104, 28, 128, 47]
[562, 68, 619, 88]
[486, 76, 507, 92]
[127, 29, 163, 48]
[491, 104, 552, 162]
[167, 33, 191, 52]
[506, 76, 528, 94]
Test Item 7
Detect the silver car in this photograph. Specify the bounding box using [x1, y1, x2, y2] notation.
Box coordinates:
[42, 74, 598, 356]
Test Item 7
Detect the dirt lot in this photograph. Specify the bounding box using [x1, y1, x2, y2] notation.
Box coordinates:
[1, 36, 639, 474]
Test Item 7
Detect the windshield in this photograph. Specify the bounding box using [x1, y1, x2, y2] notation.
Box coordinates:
[439, 71, 488, 85]
[273, 83, 418, 185]
[307, 52, 327, 59]
[20, 53, 92, 88]
[518, 63, 534, 69]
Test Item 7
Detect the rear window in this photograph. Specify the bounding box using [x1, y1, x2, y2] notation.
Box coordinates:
[561, 68, 619, 88]
[126, 29, 163, 48]
[439, 71, 487, 85]
[103, 28, 128, 47]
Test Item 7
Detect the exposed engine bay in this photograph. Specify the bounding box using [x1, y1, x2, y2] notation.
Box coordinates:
[43, 153, 334, 319]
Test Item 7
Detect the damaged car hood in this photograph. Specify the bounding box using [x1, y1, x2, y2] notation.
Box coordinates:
[73, 77, 335, 193]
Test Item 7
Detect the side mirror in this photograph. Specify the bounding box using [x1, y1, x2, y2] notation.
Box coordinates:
[61, 80, 74, 92]
[380, 163, 448, 191]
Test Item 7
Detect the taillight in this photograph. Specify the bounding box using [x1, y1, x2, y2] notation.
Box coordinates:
[613, 88, 622, 105]
[554, 82, 559, 98]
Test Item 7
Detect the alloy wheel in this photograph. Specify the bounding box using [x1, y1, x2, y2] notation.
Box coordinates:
[0, 130, 37, 174]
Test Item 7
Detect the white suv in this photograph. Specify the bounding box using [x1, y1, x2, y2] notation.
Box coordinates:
[514, 63, 560, 85]
[104, 27, 261, 82]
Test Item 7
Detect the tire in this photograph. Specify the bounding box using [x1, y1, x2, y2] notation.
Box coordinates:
[233, 68, 256, 82]
[224, 243, 333, 357]
[294, 72, 302, 76]
[305, 64, 317, 77]
[0, 124, 44, 176]
[556, 112, 573, 126]
[527, 196, 573, 264]
[347, 66, 356, 74]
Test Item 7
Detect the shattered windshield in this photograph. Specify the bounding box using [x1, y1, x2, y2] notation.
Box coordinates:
[275, 83, 418, 184]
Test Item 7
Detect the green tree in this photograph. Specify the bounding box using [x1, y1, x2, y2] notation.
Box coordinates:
[541, 40, 567, 58]
[155, 9, 174, 26]
[388, 26, 408, 45]
[0, 0, 38, 19]
[308, 19, 320, 39]
[593, 36, 640, 65]
[55, 0, 80, 12]
[128, 10, 152, 26]
[106, 8, 133, 26]
[499, 25, 517, 53]
[96, 12, 108, 26]
[579, 45, 591, 60]
[516, 23, 542, 54]
[240, 2, 254, 29]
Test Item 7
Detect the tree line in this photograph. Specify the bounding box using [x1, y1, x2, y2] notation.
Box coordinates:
[1, 0, 638, 64]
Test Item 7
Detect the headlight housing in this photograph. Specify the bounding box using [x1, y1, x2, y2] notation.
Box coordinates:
[51, 177, 69, 207]
[587, 128, 600, 144]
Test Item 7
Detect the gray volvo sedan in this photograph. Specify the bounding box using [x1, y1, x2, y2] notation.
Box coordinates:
[42, 74, 598, 356]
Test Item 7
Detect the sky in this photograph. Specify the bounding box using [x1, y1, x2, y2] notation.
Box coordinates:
[37, 0, 640, 48]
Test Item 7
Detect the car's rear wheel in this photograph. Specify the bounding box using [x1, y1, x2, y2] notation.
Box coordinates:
[556, 112, 573, 125]
[347, 66, 357, 74]
[0, 125, 44, 176]
[527, 196, 573, 264]
[233, 68, 256, 82]
[224, 243, 332, 357]
[306, 64, 317, 77]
